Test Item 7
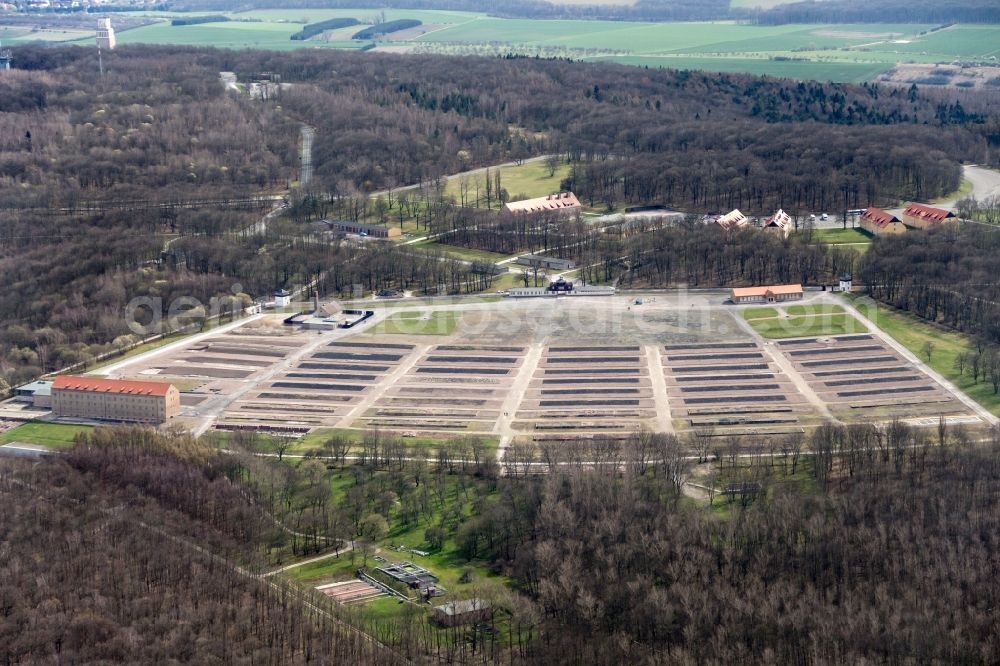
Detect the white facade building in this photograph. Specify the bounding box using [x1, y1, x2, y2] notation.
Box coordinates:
[96, 18, 116, 51]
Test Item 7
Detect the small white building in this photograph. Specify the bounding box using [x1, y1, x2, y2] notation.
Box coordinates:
[839, 275, 853, 293]
[274, 289, 292, 308]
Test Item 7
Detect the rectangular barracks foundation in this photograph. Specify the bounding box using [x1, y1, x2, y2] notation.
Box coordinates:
[514, 345, 657, 442]
[774, 335, 978, 423]
[360, 344, 526, 433]
[660, 341, 818, 437]
[220, 340, 419, 430]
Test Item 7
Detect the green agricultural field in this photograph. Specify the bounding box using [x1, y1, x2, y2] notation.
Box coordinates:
[108, 20, 370, 51]
[749, 313, 868, 339]
[865, 25, 1000, 59]
[10, 8, 994, 83]
[0, 422, 93, 449]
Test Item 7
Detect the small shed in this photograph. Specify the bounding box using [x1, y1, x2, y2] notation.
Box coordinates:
[433, 599, 493, 627]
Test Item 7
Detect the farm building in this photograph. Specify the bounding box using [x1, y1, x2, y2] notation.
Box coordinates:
[515, 254, 575, 271]
[763, 209, 792, 238]
[860, 208, 907, 236]
[901, 203, 957, 230]
[716, 209, 748, 231]
[503, 192, 581, 216]
[51, 376, 180, 424]
[322, 219, 401, 239]
[433, 599, 493, 627]
[731, 284, 803, 304]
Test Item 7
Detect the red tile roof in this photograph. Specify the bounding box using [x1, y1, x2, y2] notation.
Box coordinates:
[52, 375, 174, 397]
[765, 209, 792, 229]
[862, 207, 900, 228]
[504, 192, 581, 214]
[731, 284, 803, 298]
[904, 203, 955, 221]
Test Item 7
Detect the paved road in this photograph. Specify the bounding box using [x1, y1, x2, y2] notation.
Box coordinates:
[299, 125, 314, 188]
[495, 342, 545, 467]
[94, 315, 265, 377]
[941, 164, 1000, 209]
[646, 346, 675, 434]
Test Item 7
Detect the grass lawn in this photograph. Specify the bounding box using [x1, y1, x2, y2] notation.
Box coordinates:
[443, 159, 571, 208]
[932, 178, 973, 204]
[742, 307, 780, 320]
[0, 422, 94, 449]
[851, 296, 1000, 416]
[409, 239, 510, 263]
[749, 313, 867, 339]
[369, 311, 461, 336]
[783, 304, 845, 317]
[472, 271, 527, 294]
[286, 427, 500, 455]
[795, 228, 872, 245]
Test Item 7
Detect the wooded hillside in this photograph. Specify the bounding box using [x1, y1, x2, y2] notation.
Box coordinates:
[0, 44, 996, 388]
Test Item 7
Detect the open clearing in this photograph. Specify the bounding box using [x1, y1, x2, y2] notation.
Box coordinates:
[14, 10, 990, 83]
[0, 422, 94, 449]
[69, 290, 987, 446]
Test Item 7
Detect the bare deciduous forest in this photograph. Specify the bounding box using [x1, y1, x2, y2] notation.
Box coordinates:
[863, 224, 1000, 346]
[4, 425, 1000, 663]
[2, 45, 997, 388]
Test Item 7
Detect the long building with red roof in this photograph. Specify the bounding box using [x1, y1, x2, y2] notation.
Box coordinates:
[860, 207, 907, 237]
[730, 284, 803, 304]
[51, 375, 180, 423]
[503, 192, 581, 216]
[901, 203, 957, 230]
